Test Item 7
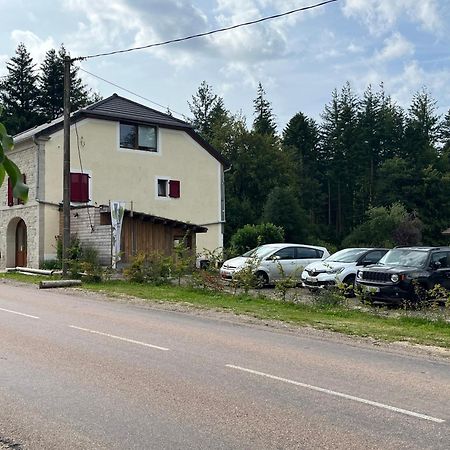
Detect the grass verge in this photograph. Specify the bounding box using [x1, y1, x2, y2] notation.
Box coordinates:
[2, 273, 449, 349]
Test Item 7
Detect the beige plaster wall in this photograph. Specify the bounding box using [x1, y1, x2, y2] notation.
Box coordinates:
[43, 119, 224, 255]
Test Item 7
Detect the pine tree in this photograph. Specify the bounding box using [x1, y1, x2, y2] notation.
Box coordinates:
[402, 88, 439, 168]
[253, 82, 277, 136]
[320, 83, 359, 236]
[188, 81, 221, 140]
[38, 45, 92, 121]
[0, 43, 41, 134]
[282, 112, 324, 228]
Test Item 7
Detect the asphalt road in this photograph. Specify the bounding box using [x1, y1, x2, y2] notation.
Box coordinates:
[0, 282, 449, 449]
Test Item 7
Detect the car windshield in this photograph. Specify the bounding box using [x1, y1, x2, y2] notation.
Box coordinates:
[326, 248, 367, 263]
[378, 249, 428, 268]
[242, 246, 278, 259]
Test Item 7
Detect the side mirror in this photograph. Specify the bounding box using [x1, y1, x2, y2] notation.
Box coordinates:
[432, 261, 442, 269]
[267, 255, 280, 261]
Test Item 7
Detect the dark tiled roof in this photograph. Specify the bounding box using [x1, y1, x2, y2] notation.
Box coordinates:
[83, 94, 191, 129]
[18, 93, 229, 167]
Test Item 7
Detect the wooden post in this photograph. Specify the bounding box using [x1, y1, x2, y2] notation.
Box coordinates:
[62, 56, 71, 277]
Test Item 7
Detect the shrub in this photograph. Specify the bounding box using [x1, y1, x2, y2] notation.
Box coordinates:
[274, 262, 300, 301]
[41, 259, 61, 270]
[172, 237, 195, 285]
[124, 252, 172, 285]
[229, 223, 284, 256]
[310, 289, 347, 308]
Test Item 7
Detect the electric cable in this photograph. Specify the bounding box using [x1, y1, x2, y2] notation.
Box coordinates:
[78, 67, 184, 117]
[74, 120, 95, 232]
[74, 0, 338, 61]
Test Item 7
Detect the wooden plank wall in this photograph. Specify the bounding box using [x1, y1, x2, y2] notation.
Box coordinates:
[121, 216, 195, 262]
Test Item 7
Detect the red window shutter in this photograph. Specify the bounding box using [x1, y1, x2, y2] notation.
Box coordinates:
[70, 173, 79, 202]
[71, 173, 89, 202]
[80, 173, 89, 202]
[169, 180, 180, 198]
[7, 178, 13, 206]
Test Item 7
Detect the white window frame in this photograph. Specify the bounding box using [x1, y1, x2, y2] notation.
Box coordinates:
[155, 176, 170, 200]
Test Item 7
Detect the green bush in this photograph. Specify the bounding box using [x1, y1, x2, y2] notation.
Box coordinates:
[229, 223, 284, 256]
[124, 252, 172, 285]
[41, 259, 61, 270]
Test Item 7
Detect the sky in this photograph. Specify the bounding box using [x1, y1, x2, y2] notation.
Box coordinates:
[0, 0, 449, 131]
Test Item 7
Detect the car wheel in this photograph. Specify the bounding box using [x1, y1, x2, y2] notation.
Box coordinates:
[255, 271, 269, 288]
[342, 275, 356, 297]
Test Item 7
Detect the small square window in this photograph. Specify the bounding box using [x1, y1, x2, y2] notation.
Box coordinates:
[158, 179, 168, 197]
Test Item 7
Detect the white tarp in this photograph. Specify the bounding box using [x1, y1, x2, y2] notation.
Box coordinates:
[111, 201, 126, 268]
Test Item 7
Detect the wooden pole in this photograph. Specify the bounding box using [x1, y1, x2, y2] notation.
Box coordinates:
[62, 56, 71, 276]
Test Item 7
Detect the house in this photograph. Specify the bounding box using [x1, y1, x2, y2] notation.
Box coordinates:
[0, 94, 228, 269]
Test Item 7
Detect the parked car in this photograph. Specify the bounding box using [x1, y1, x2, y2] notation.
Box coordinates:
[301, 248, 388, 292]
[356, 246, 450, 305]
[220, 243, 329, 285]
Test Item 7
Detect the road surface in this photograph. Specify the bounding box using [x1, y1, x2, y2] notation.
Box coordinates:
[0, 282, 449, 449]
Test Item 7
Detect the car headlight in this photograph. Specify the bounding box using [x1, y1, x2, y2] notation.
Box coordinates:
[357, 270, 363, 280]
[327, 267, 344, 274]
[391, 274, 399, 283]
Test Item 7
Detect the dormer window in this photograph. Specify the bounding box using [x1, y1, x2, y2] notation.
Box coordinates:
[120, 123, 157, 152]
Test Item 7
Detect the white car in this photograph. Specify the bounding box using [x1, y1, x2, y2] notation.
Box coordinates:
[301, 248, 388, 291]
[220, 243, 329, 285]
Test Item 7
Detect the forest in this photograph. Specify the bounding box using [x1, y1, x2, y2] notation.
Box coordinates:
[188, 80, 450, 252]
[2, 43, 450, 251]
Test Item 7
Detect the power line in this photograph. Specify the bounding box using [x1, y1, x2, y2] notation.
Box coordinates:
[78, 67, 184, 117]
[75, 0, 338, 61]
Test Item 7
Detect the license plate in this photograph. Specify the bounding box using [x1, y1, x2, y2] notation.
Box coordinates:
[307, 277, 317, 283]
[361, 285, 380, 293]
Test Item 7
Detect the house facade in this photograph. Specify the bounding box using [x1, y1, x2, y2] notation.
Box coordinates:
[0, 94, 227, 269]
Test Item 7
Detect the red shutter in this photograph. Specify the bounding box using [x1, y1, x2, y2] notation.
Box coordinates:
[80, 173, 89, 202]
[7, 178, 13, 206]
[70, 173, 80, 202]
[71, 173, 89, 202]
[169, 180, 180, 198]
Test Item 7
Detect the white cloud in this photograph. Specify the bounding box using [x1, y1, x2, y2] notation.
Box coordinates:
[342, 0, 443, 35]
[375, 32, 414, 61]
[10, 30, 55, 65]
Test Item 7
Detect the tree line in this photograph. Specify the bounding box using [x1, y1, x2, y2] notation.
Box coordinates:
[188, 81, 450, 250]
[2, 42, 449, 250]
[0, 43, 98, 135]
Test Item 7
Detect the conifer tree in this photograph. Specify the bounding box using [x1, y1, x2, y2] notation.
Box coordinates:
[188, 81, 221, 140]
[253, 82, 277, 136]
[39, 45, 92, 121]
[0, 43, 41, 134]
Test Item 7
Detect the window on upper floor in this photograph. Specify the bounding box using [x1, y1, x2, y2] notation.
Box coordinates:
[70, 173, 90, 203]
[7, 174, 26, 207]
[120, 123, 157, 152]
[157, 178, 180, 198]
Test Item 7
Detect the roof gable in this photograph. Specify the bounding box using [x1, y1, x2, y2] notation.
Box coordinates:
[83, 94, 191, 129]
[13, 93, 229, 167]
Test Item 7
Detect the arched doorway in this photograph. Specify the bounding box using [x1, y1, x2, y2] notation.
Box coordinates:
[15, 219, 27, 267]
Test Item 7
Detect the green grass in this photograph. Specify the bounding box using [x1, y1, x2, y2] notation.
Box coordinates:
[2, 273, 450, 349]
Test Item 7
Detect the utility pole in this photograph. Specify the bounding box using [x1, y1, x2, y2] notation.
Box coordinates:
[62, 56, 71, 276]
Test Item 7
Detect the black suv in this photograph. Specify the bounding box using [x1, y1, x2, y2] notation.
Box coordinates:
[355, 247, 450, 304]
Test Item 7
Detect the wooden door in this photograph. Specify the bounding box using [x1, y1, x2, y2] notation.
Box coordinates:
[15, 219, 27, 267]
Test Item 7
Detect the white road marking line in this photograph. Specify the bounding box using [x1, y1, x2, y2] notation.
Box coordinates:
[69, 325, 170, 351]
[0, 307, 39, 319]
[226, 364, 445, 424]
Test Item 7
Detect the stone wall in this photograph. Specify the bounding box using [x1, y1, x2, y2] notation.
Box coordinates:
[66, 207, 112, 265]
[0, 142, 40, 269]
